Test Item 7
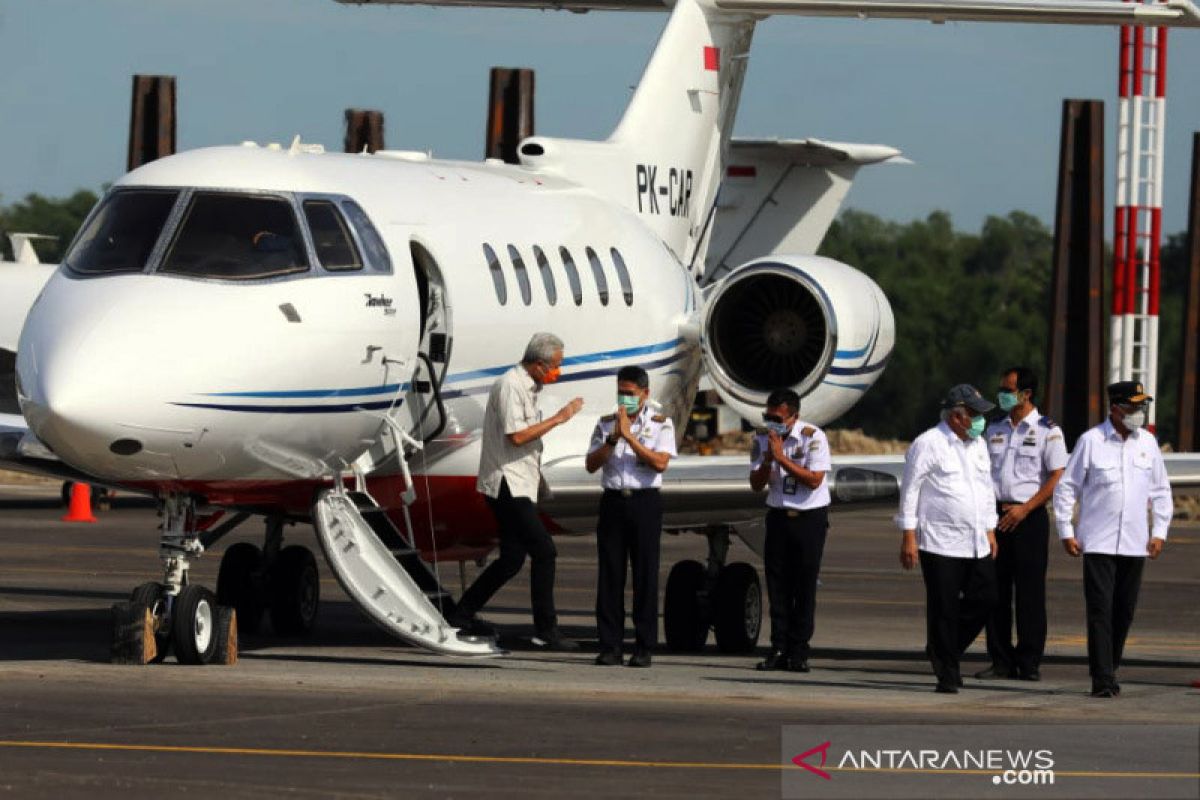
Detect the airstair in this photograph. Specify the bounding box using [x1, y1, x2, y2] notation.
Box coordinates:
[312, 487, 503, 657]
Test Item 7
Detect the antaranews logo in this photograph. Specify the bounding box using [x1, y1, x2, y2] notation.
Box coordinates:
[790, 741, 1055, 787]
[791, 741, 832, 780]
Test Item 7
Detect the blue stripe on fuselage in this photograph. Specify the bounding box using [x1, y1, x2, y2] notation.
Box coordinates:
[179, 338, 690, 413]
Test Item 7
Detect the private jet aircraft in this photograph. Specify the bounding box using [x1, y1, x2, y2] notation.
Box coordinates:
[2, 0, 1199, 664]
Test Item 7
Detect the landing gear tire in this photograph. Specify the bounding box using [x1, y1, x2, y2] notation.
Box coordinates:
[172, 584, 220, 665]
[130, 581, 171, 663]
[663, 559, 710, 652]
[713, 562, 762, 654]
[269, 545, 319, 636]
[217, 542, 264, 635]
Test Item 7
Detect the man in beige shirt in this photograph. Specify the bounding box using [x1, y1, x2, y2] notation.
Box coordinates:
[452, 333, 584, 650]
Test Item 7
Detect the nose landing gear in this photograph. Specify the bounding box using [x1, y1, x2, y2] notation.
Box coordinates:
[111, 495, 237, 665]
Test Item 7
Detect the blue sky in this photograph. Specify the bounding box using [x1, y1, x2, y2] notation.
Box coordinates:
[2, 0, 1198, 235]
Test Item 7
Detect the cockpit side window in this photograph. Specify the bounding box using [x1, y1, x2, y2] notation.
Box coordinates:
[160, 192, 308, 281]
[340, 200, 392, 273]
[65, 190, 178, 275]
[303, 200, 362, 271]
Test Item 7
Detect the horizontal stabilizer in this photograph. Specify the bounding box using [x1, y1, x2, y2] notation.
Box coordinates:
[705, 137, 905, 279]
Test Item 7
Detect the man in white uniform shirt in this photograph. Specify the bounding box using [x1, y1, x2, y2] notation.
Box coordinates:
[898, 384, 999, 693]
[453, 333, 584, 651]
[749, 389, 832, 673]
[978, 366, 1068, 682]
[585, 366, 676, 668]
[1053, 381, 1172, 698]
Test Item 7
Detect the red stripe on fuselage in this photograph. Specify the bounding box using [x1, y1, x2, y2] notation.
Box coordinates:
[123, 474, 501, 561]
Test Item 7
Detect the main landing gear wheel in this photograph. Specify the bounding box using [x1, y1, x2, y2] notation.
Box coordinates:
[173, 585, 221, 665]
[217, 542, 265, 635]
[713, 562, 762, 654]
[269, 545, 319, 636]
[130, 582, 171, 663]
[664, 559, 710, 652]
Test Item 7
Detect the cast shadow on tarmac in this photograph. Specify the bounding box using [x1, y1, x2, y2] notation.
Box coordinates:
[3, 592, 1194, 682]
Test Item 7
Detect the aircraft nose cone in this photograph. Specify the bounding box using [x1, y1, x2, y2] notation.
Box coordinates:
[16, 276, 180, 479]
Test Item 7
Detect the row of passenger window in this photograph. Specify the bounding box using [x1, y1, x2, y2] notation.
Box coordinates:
[483, 243, 633, 308]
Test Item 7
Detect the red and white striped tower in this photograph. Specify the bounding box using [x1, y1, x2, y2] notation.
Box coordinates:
[1111, 4, 1168, 426]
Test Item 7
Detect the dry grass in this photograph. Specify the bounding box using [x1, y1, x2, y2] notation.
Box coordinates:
[0, 468, 57, 486]
[1175, 494, 1200, 521]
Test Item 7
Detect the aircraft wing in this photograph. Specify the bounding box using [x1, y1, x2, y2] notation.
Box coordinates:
[713, 0, 1200, 25]
[0, 416, 91, 483]
[544, 449, 1200, 532]
[542, 452, 904, 530]
[335, 0, 1200, 26]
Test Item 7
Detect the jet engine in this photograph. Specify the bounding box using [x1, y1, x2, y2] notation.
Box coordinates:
[700, 255, 895, 426]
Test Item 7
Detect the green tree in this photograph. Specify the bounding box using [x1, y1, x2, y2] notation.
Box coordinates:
[0, 190, 99, 262]
[821, 209, 1055, 440]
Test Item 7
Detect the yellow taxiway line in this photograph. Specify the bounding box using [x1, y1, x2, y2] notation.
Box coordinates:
[0, 740, 1196, 779]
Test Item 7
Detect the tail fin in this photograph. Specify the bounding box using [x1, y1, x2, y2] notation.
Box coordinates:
[517, 0, 756, 265]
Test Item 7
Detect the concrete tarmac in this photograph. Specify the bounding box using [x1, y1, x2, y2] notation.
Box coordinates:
[0, 485, 1197, 798]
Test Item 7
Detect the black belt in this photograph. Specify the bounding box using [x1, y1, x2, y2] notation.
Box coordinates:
[603, 488, 660, 498]
[767, 506, 827, 518]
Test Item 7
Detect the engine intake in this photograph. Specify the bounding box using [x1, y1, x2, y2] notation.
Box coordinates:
[700, 255, 894, 426]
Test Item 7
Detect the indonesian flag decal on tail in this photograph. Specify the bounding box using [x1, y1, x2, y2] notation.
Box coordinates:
[704, 45, 720, 71]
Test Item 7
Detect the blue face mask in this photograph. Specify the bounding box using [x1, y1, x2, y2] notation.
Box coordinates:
[997, 391, 1019, 412]
[967, 415, 986, 439]
[618, 394, 641, 416]
[765, 421, 790, 437]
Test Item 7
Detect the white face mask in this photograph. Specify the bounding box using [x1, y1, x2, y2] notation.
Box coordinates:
[1122, 410, 1146, 431]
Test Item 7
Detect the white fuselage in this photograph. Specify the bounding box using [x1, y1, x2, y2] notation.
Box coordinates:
[17, 146, 703, 496]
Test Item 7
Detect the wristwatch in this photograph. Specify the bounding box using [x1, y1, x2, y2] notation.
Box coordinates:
[606, 434, 620, 447]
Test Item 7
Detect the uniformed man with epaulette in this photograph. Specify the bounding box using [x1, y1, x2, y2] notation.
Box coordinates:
[1053, 381, 1173, 698]
[585, 365, 677, 667]
[976, 366, 1068, 682]
[749, 388, 832, 673]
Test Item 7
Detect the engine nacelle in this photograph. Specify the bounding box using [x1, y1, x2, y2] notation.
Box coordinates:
[700, 255, 895, 426]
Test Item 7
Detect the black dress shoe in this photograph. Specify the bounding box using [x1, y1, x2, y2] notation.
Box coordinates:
[1090, 685, 1116, 698]
[627, 650, 652, 668]
[594, 649, 621, 666]
[788, 659, 811, 673]
[531, 630, 580, 652]
[974, 664, 1016, 680]
[935, 680, 960, 694]
[1017, 669, 1041, 682]
[447, 611, 497, 638]
[756, 651, 789, 671]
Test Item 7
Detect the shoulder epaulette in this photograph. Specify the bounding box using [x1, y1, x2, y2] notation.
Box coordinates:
[801, 426, 816, 437]
[652, 414, 667, 423]
[1038, 416, 1057, 428]
[600, 413, 616, 423]
[754, 427, 768, 436]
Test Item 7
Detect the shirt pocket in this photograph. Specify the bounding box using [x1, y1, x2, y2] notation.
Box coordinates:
[1014, 452, 1041, 480]
[1089, 457, 1121, 485]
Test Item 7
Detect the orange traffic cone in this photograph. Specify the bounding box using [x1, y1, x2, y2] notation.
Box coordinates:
[62, 482, 98, 523]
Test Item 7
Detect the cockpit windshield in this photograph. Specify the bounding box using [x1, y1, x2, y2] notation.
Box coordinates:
[65, 190, 178, 275]
[64, 187, 391, 281]
[160, 192, 308, 280]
